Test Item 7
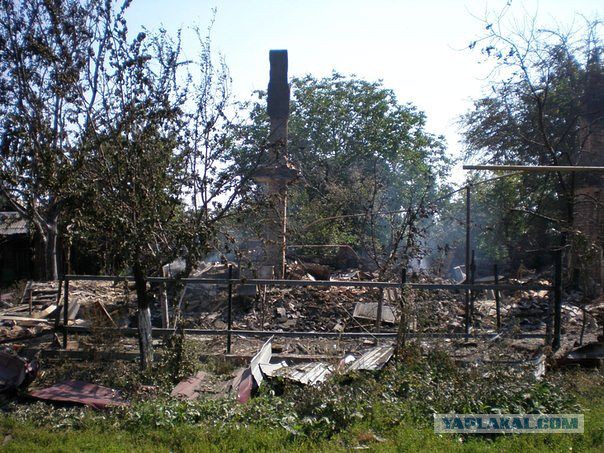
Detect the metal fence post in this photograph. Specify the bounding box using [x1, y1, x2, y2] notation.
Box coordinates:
[159, 267, 170, 329]
[54, 278, 63, 329]
[398, 267, 407, 348]
[63, 276, 69, 349]
[375, 290, 383, 334]
[464, 185, 471, 338]
[552, 249, 563, 350]
[470, 249, 476, 326]
[494, 263, 501, 329]
[226, 265, 233, 354]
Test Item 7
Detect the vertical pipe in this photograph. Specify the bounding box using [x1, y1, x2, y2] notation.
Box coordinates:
[159, 267, 169, 329]
[28, 282, 32, 316]
[400, 267, 407, 330]
[226, 265, 233, 354]
[494, 263, 501, 329]
[396, 267, 408, 352]
[54, 279, 63, 329]
[280, 189, 288, 279]
[470, 250, 476, 324]
[464, 185, 471, 337]
[553, 249, 563, 350]
[375, 288, 383, 334]
[260, 285, 267, 329]
[63, 277, 69, 349]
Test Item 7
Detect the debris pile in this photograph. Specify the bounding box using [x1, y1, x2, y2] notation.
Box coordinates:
[410, 280, 466, 332]
[1, 280, 135, 342]
[0, 282, 61, 341]
[501, 284, 551, 332]
[179, 284, 387, 332]
[244, 286, 384, 332]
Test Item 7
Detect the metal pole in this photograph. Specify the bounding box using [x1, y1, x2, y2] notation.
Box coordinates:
[375, 288, 383, 334]
[63, 276, 69, 349]
[552, 249, 563, 350]
[54, 278, 64, 329]
[465, 185, 471, 337]
[226, 265, 233, 354]
[494, 263, 501, 329]
[396, 267, 408, 350]
[470, 250, 476, 327]
[65, 325, 547, 340]
[463, 164, 604, 172]
[159, 267, 169, 329]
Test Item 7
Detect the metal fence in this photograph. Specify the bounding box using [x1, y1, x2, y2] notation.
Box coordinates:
[60, 252, 562, 353]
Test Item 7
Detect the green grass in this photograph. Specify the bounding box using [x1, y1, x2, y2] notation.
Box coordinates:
[1, 405, 602, 453]
[1, 355, 602, 452]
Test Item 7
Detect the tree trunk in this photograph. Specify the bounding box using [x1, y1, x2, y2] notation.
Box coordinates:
[45, 217, 59, 281]
[133, 262, 153, 369]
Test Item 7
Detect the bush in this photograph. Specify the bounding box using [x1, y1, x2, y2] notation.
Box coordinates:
[6, 344, 581, 441]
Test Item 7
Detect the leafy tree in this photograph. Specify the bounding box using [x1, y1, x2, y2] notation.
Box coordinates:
[0, 0, 250, 364]
[75, 20, 255, 367]
[0, 0, 115, 279]
[238, 73, 448, 269]
[461, 11, 603, 273]
[74, 23, 190, 367]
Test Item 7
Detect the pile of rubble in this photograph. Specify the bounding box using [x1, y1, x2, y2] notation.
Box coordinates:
[0, 282, 62, 342]
[0, 280, 135, 342]
[179, 284, 386, 332]
[238, 286, 383, 332]
[409, 278, 466, 332]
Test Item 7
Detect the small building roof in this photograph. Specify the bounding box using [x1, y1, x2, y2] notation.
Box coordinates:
[0, 212, 28, 236]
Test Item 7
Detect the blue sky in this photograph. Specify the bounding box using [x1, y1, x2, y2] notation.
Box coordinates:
[126, 0, 602, 183]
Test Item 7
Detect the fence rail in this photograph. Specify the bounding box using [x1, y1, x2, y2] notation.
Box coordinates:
[60, 267, 562, 353]
[64, 325, 546, 340]
[65, 274, 552, 291]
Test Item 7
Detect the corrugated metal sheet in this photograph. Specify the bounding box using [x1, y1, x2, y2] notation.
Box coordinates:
[250, 338, 273, 386]
[0, 212, 27, 236]
[347, 345, 394, 371]
[259, 361, 288, 377]
[236, 338, 273, 403]
[275, 362, 333, 385]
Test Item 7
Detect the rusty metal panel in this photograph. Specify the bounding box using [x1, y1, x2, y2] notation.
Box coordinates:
[347, 345, 394, 371]
[236, 368, 254, 404]
[29, 380, 128, 409]
[171, 371, 209, 400]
